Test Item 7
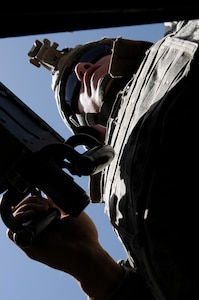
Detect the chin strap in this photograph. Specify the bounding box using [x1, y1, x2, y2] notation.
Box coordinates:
[75, 112, 103, 126]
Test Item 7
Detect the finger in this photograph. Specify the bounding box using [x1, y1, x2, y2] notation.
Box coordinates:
[11, 197, 51, 224]
[13, 208, 41, 222]
[13, 201, 49, 214]
[13, 195, 49, 209]
[12, 196, 51, 216]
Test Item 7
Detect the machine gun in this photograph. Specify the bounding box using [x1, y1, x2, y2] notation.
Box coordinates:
[0, 82, 114, 248]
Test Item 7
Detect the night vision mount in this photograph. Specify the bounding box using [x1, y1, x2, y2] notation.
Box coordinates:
[0, 82, 114, 248]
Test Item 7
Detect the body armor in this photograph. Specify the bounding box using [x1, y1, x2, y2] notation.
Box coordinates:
[93, 20, 199, 299]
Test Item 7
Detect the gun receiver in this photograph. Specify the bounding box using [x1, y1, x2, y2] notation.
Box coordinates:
[0, 82, 115, 247]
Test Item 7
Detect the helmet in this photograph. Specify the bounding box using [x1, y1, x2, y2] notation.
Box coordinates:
[28, 37, 114, 135]
[28, 37, 152, 136]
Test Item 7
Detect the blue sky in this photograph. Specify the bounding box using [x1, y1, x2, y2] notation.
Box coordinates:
[0, 22, 164, 299]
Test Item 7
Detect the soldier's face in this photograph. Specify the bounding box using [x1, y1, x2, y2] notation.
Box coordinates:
[74, 54, 111, 113]
[74, 54, 111, 141]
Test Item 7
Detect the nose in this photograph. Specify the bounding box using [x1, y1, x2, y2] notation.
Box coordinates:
[75, 62, 93, 81]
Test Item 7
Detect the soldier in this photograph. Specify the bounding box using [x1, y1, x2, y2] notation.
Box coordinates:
[7, 20, 199, 299]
